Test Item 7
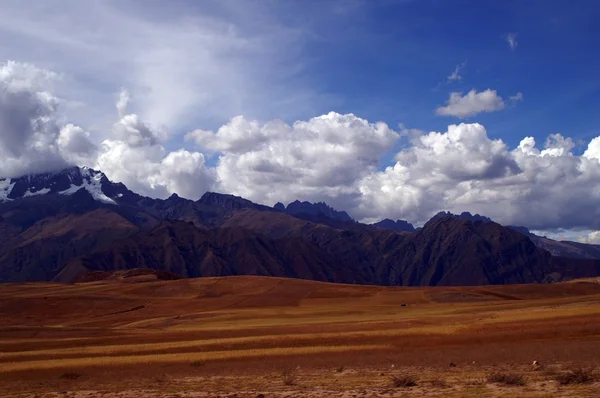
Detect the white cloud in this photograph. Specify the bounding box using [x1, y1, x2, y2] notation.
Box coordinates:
[57, 124, 97, 165]
[447, 62, 465, 82]
[5, 59, 600, 234]
[153, 150, 216, 200]
[353, 130, 600, 231]
[185, 116, 276, 154]
[96, 111, 215, 200]
[0, 59, 216, 199]
[116, 88, 130, 119]
[540, 133, 575, 157]
[202, 112, 399, 208]
[0, 0, 329, 134]
[0, 60, 95, 177]
[583, 136, 600, 160]
[94, 108, 600, 232]
[580, 231, 600, 244]
[506, 33, 518, 51]
[355, 123, 520, 223]
[112, 114, 167, 148]
[436, 89, 520, 118]
[510, 92, 524, 102]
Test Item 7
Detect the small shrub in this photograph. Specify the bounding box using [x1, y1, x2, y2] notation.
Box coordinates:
[464, 377, 486, 386]
[542, 368, 558, 378]
[189, 360, 205, 367]
[554, 368, 596, 385]
[487, 372, 526, 386]
[154, 373, 170, 384]
[429, 378, 449, 388]
[336, 366, 345, 373]
[59, 372, 81, 380]
[282, 369, 297, 386]
[391, 375, 418, 388]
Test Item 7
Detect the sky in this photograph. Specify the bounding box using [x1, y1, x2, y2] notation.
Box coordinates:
[1, 0, 600, 240]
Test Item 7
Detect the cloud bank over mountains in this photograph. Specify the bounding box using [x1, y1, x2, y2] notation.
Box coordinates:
[2, 59, 600, 235]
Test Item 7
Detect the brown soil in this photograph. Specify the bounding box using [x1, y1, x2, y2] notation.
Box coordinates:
[1, 276, 600, 397]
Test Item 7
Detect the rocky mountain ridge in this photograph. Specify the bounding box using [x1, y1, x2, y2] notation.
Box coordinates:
[2, 166, 600, 285]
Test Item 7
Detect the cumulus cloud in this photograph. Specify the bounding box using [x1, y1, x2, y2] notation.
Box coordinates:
[540, 134, 575, 157]
[436, 89, 520, 118]
[583, 136, 600, 160]
[96, 110, 215, 199]
[112, 114, 167, 148]
[353, 130, 600, 231]
[152, 150, 216, 200]
[189, 112, 399, 207]
[57, 124, 97, 164]
[6, 59, 600, 234]
[185, 116, 275, 154]
[506, 33, 518, 51]
[0, 61, 95, 177]
[94, 107, 600, 232]
[0, 60, 214, 198]
[355, 123, 520, 223]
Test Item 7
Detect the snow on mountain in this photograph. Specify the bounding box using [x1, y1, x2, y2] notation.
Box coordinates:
[0, 179, 16, 201]
[0, 166, 121, 204]
[23, 187, 51, 197]
[58, 169, 116, 204]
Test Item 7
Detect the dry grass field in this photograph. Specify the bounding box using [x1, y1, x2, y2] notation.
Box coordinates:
[1, 274, 600, 397]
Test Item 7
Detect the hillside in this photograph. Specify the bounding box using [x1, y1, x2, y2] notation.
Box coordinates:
[2, 274, 600, 397]
[2, 166, 600, 286]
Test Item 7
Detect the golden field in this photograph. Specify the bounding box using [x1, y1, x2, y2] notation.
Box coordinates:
[1, 274, 600, 397]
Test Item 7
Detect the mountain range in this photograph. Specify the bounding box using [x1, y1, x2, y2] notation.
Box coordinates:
[1, 166, 600, 285]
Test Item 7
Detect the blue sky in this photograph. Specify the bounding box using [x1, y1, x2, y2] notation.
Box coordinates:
[158, 0, 600, 157]
[286, 0, 600, 150]
[2, 0, 600, 238]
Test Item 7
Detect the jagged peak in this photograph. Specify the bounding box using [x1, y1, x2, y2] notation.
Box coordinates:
[431, 211, 492, 224]
[373, 218, 415, 232]
[507, 225, 534, 237]
[199, 191, 251, 203]
[283, 199, 353, 222]
[197, 191, 268, 211]
[0, 166, 124, 204]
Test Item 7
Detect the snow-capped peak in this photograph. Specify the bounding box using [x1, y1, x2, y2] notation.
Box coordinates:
[0, 166, 124, 204]
[58, 170, 116, 204]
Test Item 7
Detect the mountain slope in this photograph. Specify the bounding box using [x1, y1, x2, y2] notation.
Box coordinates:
[2, 167, 600, 286]
[56, 220, 373, 284]
[384, 217, 556, 286]
[0, 208, 138, 282]
[53, 215, 600, 286]
[530, 236, 600, 259]
[433, 211, 600, 260]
